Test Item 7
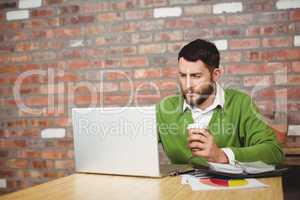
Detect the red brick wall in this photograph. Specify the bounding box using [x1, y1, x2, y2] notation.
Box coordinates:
[0, 0, 299, 194]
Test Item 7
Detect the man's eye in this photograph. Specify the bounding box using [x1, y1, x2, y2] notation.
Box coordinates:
[191, 75, 201, 78]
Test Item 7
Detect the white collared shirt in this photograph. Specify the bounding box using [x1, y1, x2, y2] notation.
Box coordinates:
[184, 82, 235, 164]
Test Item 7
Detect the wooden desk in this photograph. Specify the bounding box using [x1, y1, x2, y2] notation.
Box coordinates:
[0, 174, 283, 200]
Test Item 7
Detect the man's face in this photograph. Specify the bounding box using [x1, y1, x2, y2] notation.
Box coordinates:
[178, 57, 214, 108]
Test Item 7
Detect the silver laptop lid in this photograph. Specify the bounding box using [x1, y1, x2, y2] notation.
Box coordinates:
[72, 106, 160, 177]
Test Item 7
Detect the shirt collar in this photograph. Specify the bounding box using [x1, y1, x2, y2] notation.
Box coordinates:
[183, 82, 225, 112]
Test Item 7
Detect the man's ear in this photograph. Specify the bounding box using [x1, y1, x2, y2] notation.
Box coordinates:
[211, 68, 223, 82]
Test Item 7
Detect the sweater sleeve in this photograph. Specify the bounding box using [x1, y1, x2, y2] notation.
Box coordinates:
[230, 96, 284, 165]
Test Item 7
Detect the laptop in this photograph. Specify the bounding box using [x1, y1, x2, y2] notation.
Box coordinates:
[71, 106, 190, 177]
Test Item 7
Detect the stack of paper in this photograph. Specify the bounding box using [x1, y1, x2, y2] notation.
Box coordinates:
[208, 161, 275, 174]
[181, 173, 268, 191]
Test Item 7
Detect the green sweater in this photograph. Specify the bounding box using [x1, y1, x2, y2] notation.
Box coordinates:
[156, 89, 284, 166]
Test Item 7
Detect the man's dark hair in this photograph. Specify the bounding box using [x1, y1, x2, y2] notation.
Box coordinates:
[178, 39, 220, 71]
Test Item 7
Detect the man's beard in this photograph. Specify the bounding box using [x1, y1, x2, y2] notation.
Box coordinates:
[182, 81, 215, 108]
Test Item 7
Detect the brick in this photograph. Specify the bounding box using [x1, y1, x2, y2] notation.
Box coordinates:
[260, 49, 300, 61]
[111, 0, 138, 10]
[32, 160, 54, 169]
[184, 29, 213, 40]
[111, 22, 140, 33]
[226, 14, 253, 25]
[288, 75, 300, 85]
[135, 94, 161, 105]
[61, 15, 95, 25]
[84, 48, 107, 58]
[161, 67, 178, 78]
[276, 0, 300, 9]
[80, 2, 110, 13]
[138, 43, 166, 54]
[165, 18, 194, 29]
[158, 80, 179, 90]
[183, 5, 211, 16]
[18, 170, 42, 179]
[288, 112, 300, 124]
[55, 160, 74, 169]
[15, 42, 37, 52]
[98, 12, 123, 22]
[31, 8, 55, 17]
[288, 88, 300, 99]
[44, 0, 64, 5]
[103, 70, 132, 81]
[254, 88, 287, 100]
[141, 0, 168, 8]
[228, 62, 289, 74]
[82, 25, 105, 35]
[122, 57, 148, 67]
[108, 46, 137, 56]
[133, 20, 164, 31]
[169, 0, 197, 5]
[43, 171, 65, 179]
[104, 95, 130, 106]
[32, 30, 55, 39]
[6, 10, 29, 21]
[195, 16, 226, 27]
[288, 102, 300, 111]
[72, 95, 98, 106]
[0, 66, 18, 74]
[243, 75, 273, 87]
[0, 43, 14, 52]
[19, 0, 42, 9]
[101, 82, 119, 92]
[0, 140, 26, 148]
[292, 61, 300, 72]
[0, 170, 14, 178]
[55, 72, 80, 82]
[0, 87, 13, 96]
[0, 2, 17, 11]
[32, 52, 56, 62]
[134, 68, 161, 79]
[6, 159, 28, 169]
[244, 0, 274, 12]
[225, 64, 261, 74]
[213, 2, 243, 14]
[290, 10, 300, 21]
[59, 5, 80, 15]
[229, 38, 260, 49]
[125, 10, 152, 20]
[16, 150, 41, 158]
[41, 151, 67, 159]
[154, 31, 183, 41]
[3, 130, 39, 138]
[167, 42, 185, 53]
[259, 12, 289, 23]
[24, 96, 48, 106]
[55, 27, 82, 38]
[131, 32, 152, 44]
[262, 37, 292, 47]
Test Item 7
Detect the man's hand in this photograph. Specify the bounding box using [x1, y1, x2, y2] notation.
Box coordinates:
[187, 128, 229, 163]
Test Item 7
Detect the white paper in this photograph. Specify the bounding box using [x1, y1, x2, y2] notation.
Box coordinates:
[181, 175, 268, 191]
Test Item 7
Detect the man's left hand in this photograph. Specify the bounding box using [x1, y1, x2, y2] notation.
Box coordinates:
[188, 128, 229, 163]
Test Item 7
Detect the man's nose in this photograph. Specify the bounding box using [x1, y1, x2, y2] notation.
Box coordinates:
[186, 74, 191, 89]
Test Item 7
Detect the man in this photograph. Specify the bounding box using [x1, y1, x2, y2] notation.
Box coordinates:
[156, 39, 284, 166]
